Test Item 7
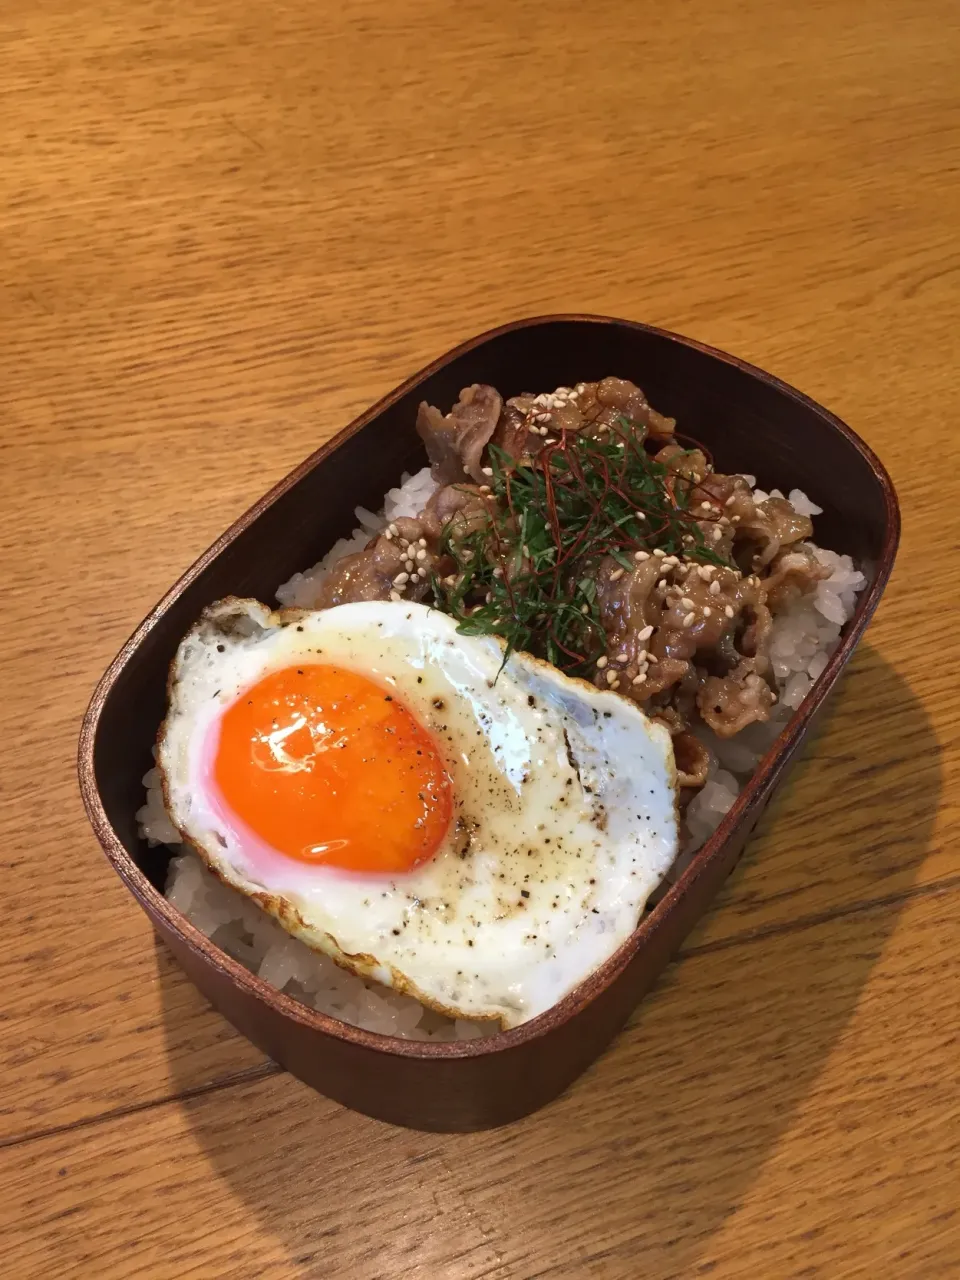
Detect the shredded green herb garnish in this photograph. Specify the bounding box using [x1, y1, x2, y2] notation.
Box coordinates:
[429, 416, 731, 676]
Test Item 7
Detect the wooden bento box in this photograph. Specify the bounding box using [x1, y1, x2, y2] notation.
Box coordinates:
[79, 316, 899, 1131]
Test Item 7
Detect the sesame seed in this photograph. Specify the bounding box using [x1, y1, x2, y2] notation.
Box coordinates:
[654, 549, 666, 558]
[638, 625, 654, 640]
[647, 654, 658, 664]
[416, 548, 427, 561]
[632, 673, 647, 685]
[703, 606, 712, 617]
[389, 590, 402, 602]
[710, 580, 721, 595]
[634, 550, 649, 561]
[682, 534, 694, 543]
[680, 597, 694, 610]
[544, 438, 557, 444]
[731, 514, 741, 523]
[700, 501, 713, 511]
[605, 670, 618, 685]
[418, 537, 427, 547]
[405, 560, 415, 572]
[479, 484, 491, 493]
[596, 656, 608, 669]
[725, 494, 736, 506]
[616, 651, 628, 663]
[481, 467, 493, 477]
[493, 566, 503, 578]
[444, 575, 457, 586]
[523, 545, 531, 557]
[609, 568, 624, 582]
[383, 529, 393, 540]
[581, 603, 589, 614]
[682, 612, 695, 627]
[712, 526, 723, 541]
[725, 605, 735, 618]
[388, 523, 399, 536]
[393, 573, 410, 586]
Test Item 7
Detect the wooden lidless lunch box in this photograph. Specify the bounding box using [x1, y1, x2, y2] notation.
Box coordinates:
[79, 316, 899, 1132]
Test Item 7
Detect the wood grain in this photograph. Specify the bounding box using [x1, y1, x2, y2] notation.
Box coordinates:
[2, 0, 959, 1272]
[4, 890, 959, 1279]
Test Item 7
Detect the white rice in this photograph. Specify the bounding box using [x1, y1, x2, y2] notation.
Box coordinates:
[139, 467, 865, 1039]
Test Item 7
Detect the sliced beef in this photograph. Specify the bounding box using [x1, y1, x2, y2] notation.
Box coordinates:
[697, 659, 777, 737]
[763, 544, 830, 610]
[734, 494, 813, 569]
[314, 516, 437, 608]
[421, 483, 491, 542]
[492, 402, 540, 463]
[415, 384, 503, 485]
[314, 543, 400, 607]
[674, 731, 712, 789]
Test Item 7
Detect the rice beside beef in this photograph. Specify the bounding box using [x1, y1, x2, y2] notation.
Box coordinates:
[140, 454, 866, 1041]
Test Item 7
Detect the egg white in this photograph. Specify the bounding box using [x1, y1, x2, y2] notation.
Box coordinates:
[158, 597, 678, 1028]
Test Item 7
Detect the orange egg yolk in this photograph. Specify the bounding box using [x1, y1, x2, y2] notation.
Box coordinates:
[214, 664, 453, 874]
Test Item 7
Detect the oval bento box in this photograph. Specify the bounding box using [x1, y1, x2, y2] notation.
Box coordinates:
[79, 316, 899, 1132]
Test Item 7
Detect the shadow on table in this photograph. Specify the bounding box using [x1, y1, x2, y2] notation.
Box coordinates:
[158, 645, 943, 1279]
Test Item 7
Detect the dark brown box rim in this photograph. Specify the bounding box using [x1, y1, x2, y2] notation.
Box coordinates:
[78, 313, 901, 1062]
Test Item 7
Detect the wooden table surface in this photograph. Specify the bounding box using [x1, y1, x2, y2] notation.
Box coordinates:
[3, 0, 959, 1275]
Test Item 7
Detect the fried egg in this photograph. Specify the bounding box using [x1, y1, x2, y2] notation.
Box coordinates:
[158, 598, 678, 1028]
